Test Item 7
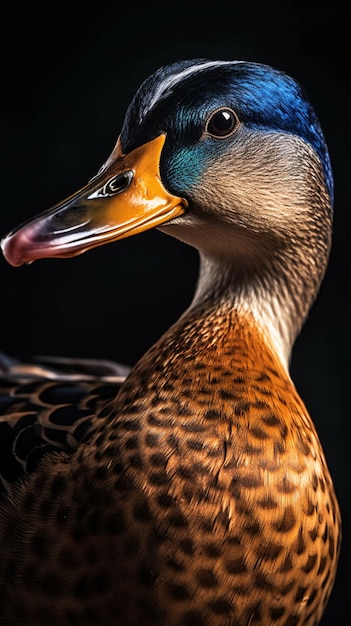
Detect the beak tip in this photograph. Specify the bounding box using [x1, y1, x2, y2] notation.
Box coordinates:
[1, 230, 33, 267]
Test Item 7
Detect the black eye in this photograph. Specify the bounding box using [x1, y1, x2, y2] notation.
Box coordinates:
[206, 108, 239, 138]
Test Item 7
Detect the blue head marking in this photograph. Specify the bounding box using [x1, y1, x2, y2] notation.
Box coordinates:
[120, 60, 334, 205]
[227, 63, 334, 204]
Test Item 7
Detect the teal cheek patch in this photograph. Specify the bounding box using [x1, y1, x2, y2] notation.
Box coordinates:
[162, 141, 221, 199]
[166, 147, 204, 192]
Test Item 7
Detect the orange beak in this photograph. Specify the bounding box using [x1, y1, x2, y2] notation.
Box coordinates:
[1, 134, 187, 267]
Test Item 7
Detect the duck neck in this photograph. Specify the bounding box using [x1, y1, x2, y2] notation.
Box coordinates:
[188, 242, 328, 371]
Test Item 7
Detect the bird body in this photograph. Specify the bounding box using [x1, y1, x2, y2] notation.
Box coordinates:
[0, 59, 341, 625]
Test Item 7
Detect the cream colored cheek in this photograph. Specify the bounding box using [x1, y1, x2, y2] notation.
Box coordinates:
[192, 133, 325, 229]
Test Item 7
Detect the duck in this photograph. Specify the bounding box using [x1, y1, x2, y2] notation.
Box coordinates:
[0, 58, 341, 626]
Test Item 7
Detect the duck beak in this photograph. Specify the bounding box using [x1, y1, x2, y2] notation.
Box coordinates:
[1, 134, 187, 267]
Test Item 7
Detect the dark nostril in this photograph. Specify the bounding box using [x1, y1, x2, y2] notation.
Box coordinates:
[105, 170, 134, 195]
[89, 170, 134, 199]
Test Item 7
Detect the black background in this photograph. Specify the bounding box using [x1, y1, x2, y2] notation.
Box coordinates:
[1, 1, 349, 623]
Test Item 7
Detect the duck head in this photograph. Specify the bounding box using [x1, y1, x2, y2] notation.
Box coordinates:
[1, 59, 333, 363]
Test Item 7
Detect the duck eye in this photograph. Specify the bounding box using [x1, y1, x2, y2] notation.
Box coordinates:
[206, 108, 238, 138]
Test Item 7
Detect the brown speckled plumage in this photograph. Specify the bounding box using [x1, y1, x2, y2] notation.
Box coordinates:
[0, 59, 341, 625]
[0, 308, 340, 625]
